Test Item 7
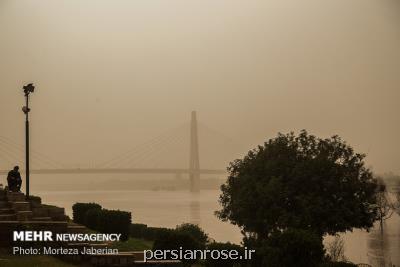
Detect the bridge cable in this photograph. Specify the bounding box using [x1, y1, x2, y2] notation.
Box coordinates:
[99, 123, 188, 168]
[114, 125, 186, 168]
[0, 136, 64, 169]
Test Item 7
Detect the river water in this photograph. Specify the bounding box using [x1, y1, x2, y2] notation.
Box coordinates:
[32, 177, 399, 267]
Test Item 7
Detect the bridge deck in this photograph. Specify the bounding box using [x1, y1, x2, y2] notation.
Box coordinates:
[0, 168, 226, 175]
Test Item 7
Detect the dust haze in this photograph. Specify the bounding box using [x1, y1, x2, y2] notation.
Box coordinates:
[1, 0, 399, 175]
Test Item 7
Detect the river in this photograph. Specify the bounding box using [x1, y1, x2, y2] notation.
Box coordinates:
[30, 175, 399, 267]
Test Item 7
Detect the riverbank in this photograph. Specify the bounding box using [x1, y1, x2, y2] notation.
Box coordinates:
[35, 186, 400, 266]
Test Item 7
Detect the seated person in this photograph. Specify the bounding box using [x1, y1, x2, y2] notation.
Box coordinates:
[7, 166, 22, 192]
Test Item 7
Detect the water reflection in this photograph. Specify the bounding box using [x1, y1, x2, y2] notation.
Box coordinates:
[366, 184, 400, 267]
[34, 177, 399, 265]
[189, 200, 201, 225]
[368, 224, 390, 267]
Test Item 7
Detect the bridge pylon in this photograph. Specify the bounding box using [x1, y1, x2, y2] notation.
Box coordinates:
[189, 111, 200, 192]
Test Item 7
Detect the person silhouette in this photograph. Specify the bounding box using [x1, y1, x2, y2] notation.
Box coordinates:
[7, 166, 22, 192]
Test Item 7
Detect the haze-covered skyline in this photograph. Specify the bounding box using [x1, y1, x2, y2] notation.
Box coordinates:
[0, 0, 399, 173]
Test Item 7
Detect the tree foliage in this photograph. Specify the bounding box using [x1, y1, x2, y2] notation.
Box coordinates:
[326, 235, 346, 262]
[255, 229, 325, 267]
[72, 202, 102, 225]
[375, 179, 394, 233]
[217, 130, 379, 239]
[204, 242, 245, 267]
[152, 228, 202, 267]
[175, 223, 209, 247]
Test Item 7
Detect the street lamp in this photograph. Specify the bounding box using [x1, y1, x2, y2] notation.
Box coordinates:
[22, 83, 35, 199]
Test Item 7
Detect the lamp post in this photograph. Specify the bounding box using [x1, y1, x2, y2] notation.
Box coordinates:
[22, 83, 35, 199]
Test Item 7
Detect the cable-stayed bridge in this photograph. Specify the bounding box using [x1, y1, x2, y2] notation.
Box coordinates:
[0, 112, 240, 192]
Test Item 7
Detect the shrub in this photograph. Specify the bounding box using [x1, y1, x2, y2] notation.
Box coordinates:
[204, 242, 245, 267]
[95, 209, 132, 241]
[175, 223, 208, 248]
[84, 208, 102, 230]
[72, 203, 102, 224]
[28, 195, 41, 203]
[130, 223, 148, 239]
[153, 229, 202, 266]
[28, 195, 42, 208]
[73, 203, 131, 241]
[142, 227, 173, 241]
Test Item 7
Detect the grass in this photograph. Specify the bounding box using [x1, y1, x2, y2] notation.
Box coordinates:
[109, 238, 154, 251]
[0, 249, 82, 267]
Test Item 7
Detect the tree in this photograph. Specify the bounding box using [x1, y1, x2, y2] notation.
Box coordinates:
[374, 179, 394, 234]
[394, 178, 400, 215]
[326, 235, 346, 262]
[152, 229, 202, 267]
[217, 130, 379, 240]
[175, 223, 208, 247]
[254, 229, 325, 267]
[397, 186, 400, 215]
[204, 242, 245, 267]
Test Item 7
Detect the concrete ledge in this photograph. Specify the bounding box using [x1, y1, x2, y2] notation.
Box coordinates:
[31, 216, 52, 221]
[135, 260, 183, 266]
[0, 208, 13, 215]
[0, 220, 69, 226]
[11, 202, 31, 211]
[6, 192, 26, 202]
[34, 206, 68, 221]
[16, 211, 33, 221]
[0, 201, 9, 208]
[32, 207, 49, 217]
[0, 214, 17, 221]
[90, 253, 136, 267]
[67, 225, 88, 234]
[0, 221, 69, 246]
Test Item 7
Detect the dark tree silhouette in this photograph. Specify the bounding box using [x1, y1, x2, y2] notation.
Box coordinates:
[374, 179, 394, 235]
[217, 130, 379, 241]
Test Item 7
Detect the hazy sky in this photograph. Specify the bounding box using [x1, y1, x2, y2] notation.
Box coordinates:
[0, 0, 399, 173]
